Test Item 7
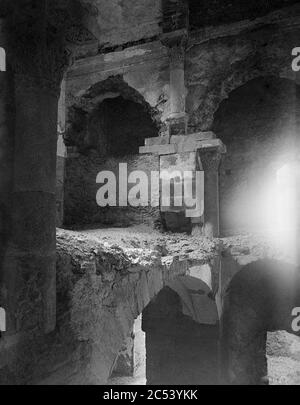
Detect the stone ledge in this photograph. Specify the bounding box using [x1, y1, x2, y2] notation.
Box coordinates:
[144, 131, 216, 147]
[140, 137, 226, 155]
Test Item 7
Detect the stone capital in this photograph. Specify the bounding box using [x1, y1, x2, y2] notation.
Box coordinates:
[198, 148, 224, 172]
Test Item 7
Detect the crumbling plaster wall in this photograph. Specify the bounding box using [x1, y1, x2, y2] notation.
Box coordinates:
[80, 0, 162, 48]
[63, 12, 300, 230]
[66, 42, 171, 123]
[186, 16, 300, 131]
[66, 5, 300, 136]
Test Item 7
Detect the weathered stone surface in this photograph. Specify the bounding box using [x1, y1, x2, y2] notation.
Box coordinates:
[80, 0, 162, 49]
[67, 43, 170, 123]
[0, 226, 221, 385]
[0, 222, 299, 385]
[64, 154, 160, 227]
[186, 20, 300, 131]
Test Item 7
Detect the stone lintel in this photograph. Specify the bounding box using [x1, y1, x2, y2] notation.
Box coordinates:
[139, 144, 176, 155]
[171, 132, 216, 144]
[144, 135, 170, 147]
[144, 131, 216, 147]
[140, 136, 226, 156]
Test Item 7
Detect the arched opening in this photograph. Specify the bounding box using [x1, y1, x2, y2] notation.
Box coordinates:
[87, 96, 158, 158]
[107, 272, 220, 386]
[63, 77, 161, 228]
[213, 77, 300, 236]
[142, 286, 219, 385]
[221, 259, 300, 385]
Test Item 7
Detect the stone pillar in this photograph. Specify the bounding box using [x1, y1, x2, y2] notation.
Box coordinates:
[0, 19, 14, 302]
[198, 148, 223, 238]
[5, 74, 61, 333]
[163, 31, 188, 136]
[0, 2, 71, 335]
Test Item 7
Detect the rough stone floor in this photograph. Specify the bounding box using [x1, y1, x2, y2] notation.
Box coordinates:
[57, 225, 300, 385]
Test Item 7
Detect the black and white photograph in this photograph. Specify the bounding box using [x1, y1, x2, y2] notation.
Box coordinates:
[0, 0, 300, 390]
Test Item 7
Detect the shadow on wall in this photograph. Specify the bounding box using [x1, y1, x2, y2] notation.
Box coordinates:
[221, 258, 300, 385]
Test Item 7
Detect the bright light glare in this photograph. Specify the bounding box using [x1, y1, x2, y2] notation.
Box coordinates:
[276, 164, 296, 231]
[274, 162, 298, 262]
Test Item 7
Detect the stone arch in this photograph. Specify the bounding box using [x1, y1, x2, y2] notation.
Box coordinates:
[64, 75, 162, 153]
[212, 76, 300, 236]
[63, 75, 163, 227]
[141, 277, 220, 385]
[62, 234, 219, 385]
[210, 69, 298, 128]
[190, 70, 299, 133]
[187, 24, 300, 132]
[221, 258, 300, 385]
[107, 269, 219, 385]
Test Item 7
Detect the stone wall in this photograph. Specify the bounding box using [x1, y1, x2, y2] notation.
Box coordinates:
[0, 228, 199, 385]
[80, 0, 162, 50]
[64, 153, 160, 227]
[67, 5, 300, 137]
[66, 42, 170, 123]
[0, 227, 298, 385]
[186, 8, 300, 132]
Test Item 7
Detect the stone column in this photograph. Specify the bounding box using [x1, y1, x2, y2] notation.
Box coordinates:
[0, 19, 14, 303]
[6, 74, 61, 333]
[163, 31, 188, 136]
[0, 2, 72, 335]
[198, 149, 223, 238]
